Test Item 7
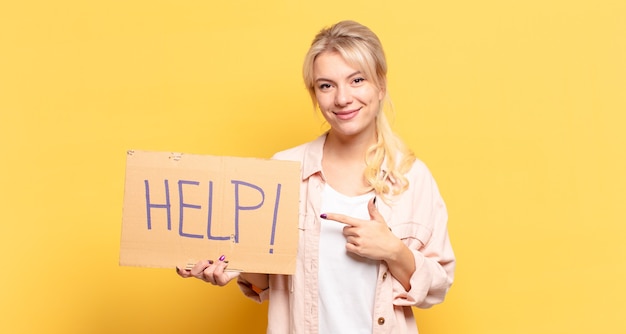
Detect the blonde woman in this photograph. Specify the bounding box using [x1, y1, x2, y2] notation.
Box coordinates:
[178, 20, 455, 333]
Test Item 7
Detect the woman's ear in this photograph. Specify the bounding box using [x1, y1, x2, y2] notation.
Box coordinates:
[378, 79, 387, 100]
[378, 85, 387, 100]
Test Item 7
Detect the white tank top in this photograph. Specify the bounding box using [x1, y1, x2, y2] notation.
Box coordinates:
[318, 184, 378, 333]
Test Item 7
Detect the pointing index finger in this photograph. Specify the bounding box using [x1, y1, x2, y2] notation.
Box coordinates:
[320, 213, 361, 226]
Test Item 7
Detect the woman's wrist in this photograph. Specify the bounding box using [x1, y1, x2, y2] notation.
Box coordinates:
[240, 273, 270, 291]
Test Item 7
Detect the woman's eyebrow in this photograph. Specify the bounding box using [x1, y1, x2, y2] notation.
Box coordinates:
[315, 71, 362, 83]
[346, 71, 362, 78]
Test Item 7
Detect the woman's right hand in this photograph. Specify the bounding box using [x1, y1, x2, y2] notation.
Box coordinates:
[176, 255, 239, 286]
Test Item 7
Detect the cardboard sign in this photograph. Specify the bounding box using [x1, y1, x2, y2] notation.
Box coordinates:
[120, 150, 301, 274]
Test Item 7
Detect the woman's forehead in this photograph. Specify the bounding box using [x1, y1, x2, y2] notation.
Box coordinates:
[314, 52, 364, 77]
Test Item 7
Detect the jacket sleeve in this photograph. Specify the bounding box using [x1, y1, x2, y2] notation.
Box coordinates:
[237, 275, 271, 303]
[391, 163, 456, 308]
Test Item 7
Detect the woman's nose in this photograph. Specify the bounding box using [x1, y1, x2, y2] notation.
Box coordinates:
[334, 85, 352, 106]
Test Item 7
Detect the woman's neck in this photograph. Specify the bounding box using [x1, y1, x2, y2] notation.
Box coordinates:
[324, 130, 376, 162]
[321, 130, 377, 196]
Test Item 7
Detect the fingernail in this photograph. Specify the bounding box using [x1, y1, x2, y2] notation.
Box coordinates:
[320, 213, 327, 219]
[373, 197, 377, 204]
[224, 260, 229, 264]
[208, 260, 214, 265]
[219, 255, 226, 262]
[175, 266, 180, 273]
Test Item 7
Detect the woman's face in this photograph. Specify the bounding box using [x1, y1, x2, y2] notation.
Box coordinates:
[312, 51, 384, 141]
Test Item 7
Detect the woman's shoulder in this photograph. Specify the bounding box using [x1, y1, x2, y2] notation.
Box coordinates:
[271, 135, 325, 161]
[404, 156, 438, 184]
[271, 142, 311, 162]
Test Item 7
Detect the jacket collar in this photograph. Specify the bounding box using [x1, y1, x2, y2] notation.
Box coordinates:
[301, 133, 327, 180]
[300, 133, 394, 184]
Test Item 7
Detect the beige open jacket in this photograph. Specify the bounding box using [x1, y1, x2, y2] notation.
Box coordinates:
[238, 134, 456, 334]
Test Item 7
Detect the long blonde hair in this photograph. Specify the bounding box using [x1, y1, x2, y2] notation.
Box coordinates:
[303, 20, 416, 198]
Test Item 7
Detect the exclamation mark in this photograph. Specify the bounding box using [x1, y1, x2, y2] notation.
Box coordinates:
[269, 183, 282, 254]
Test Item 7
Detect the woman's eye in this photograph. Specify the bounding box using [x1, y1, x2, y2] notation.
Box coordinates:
[353, 77, 365, 84]
[319, 83, 332, 90]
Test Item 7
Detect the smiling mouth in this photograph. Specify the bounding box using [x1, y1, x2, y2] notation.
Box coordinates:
[333, 108, 360, 120]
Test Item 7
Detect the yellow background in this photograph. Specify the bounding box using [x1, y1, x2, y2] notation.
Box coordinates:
[1, 0, 624, 333]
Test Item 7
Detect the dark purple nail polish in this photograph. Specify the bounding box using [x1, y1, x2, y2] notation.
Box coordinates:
[320, 213, 327, 219]
[373, 197, 377, 204]
[208, 260, 214, 265]
[219, 255, 226, 262]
